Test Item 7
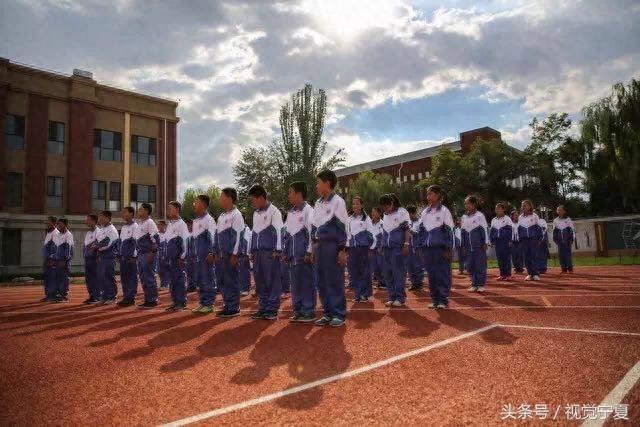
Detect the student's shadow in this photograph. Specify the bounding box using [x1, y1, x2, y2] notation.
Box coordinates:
[437, 309, 517, 345]
[13, 310, 130, 337]
[388, 308, 439, 338]
[349, 302, 385, 330]
[55, 312, 159, 340]
[484, 294, 543, 312]
[90, 314, 194, 347]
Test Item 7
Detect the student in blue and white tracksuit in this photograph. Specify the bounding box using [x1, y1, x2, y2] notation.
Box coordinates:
[347, 196, 375, 303]
[83, 214, 100, 303]
[281, 214, 291, 298]
[284, 181, 316, 322]
[238, 222, 252, 295]
[185, 219, 197, 293]
[157, 220, 171, 289]
[165, 201, 190, 311]
[215, 188, 246, 317]
[490, 202, 514, 281]
[407, 205, 425, 291]
[454, 219, 466, 275]
[536, 211, 549, 274]
[369, 207, 385, 289]
[461, 196, 489, 292]
[248, 185, 284, 321]
[311, 170, 350, 327]
[136, 203, 160, 307]
[94, 211, 120, 304]
[379, 193, 411, 308]
[553, 205, 575, 273]
[420, 185, 455, 309]
[52, 218, 74, 302]
[510, 210, 524, 274]
[119, 206, 140, 307]
[189, 195, 218, 314]
[41, 216, 59, 302]
[518, 200, 543, 281]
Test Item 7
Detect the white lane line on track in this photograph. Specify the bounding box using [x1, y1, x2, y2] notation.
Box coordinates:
[497, 323, 640, 337]
[541, 296, 553, 307]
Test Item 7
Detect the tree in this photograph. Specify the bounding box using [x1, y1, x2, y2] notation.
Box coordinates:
[343, 171, 396, 213]
[180, 185, 222, 220]
[232, 146, 282, 208]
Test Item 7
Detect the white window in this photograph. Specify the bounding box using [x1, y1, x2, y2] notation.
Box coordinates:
[410, 174, 415, 181]
[425, 171, 431, 177]
[403, 175, 408, 183]
[418, 172, 423, 179]
[396, 177, 401, 184]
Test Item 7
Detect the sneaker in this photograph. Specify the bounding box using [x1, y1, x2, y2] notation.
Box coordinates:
[384, 300, 394, 307]
[55, 296, 69, 303]
[533, 275, 541, 281]
[117, 298, 135, 307]
[352, 297, 362, 303]
[496, 276, 505, 281]
[216, 308, 240, 317]
[476, 286, 486, 293]
[165, 303, 186, 312]
[468, 286, 478, 292]
[436, 303, 448, 309]
[83, 298, 99, 304]
[263, 311, 278, 320]
[296, 313, 316, 323]
[428, 302, 438, 309]
[314, 315, 331, 326]
[240, 291, 250, 297]
[391, 300, 405, 307]
[524, 275, 533, 281]
[139, 301, 158, 309]
[329, 317, 345, 327]
[289, 313, 302, 322]
[101, 298, 117, 305]
[250, 311, 265, 320]
[504, 275, 513, 281]
[192, 305, 214, 314]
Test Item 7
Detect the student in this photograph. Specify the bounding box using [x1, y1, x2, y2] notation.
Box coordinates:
[379, 193, 411, 308]
[119, 206, 140, 307]
[347, 196, 375, 303]
[82, 214, 100, 303]
[490, 202, 514, 281]
[510, 210, 524, 274]
[280, 211, 291, 299]
[249, 184, 284, 321]
[419, 185, 455, 309]
[553, 205, 575, 273]
[190, 194, 218, 314]
[185, 219, 198, 293]
[215, 188, 246, 317]
[52, 218, 74, 302]
[517, 200, 543, 281]
[165, 201, 190, 311]
[461, 195, 489, 292]
[536, 210, 549, 274]
[453, 218, 466, 275]
[407, 205, 425, 291]
[41, 216, 59, 302]
[157, 220, 171, 289]
[238, 218, 252, 296]
[370, 207, 385, 289]
[136, 203, 160, 308]
[311, 170, 349, 326]
[284, 181, 316, 322]
[93, 211, 120, 304]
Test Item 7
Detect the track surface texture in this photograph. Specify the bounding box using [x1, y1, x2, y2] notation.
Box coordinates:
[1, 265, 639, 426]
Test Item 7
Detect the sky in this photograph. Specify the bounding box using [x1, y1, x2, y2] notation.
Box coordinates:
[2, 0, 639, 195]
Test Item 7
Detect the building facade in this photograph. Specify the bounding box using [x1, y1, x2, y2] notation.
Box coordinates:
[0, 59, 178, 276]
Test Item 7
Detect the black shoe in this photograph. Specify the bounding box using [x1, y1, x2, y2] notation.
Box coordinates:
[263, 311, 278, 320]
[117, 298, 135, 307]
[100, 298, 117, 305]
[55, 296, 69, 303]
[83, 298, 99, 304]
[216, 309, 241, 318]
[138, 301, 158, 309]
[250, 311, 265, 320]
[293, 313, 316, 323]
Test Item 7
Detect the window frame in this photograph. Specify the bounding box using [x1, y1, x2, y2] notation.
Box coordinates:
[5, 172, 23, 207]
[130, 183, 156, 212]
[131, 135, 157, 166]
[46, 176, 64, 209]
[109, 182, 121, 211]
[6, 114, 25, 150]
[47, 121, 65, 155]
[93, 129, 123, 162]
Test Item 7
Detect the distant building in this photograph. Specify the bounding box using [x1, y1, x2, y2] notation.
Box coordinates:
[0, 59, 178, 275]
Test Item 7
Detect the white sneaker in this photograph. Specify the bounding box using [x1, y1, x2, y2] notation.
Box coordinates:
[240, 291, 249, 297]
[428, 302, 438, 309]
[476, 286, 485, 292]
[533, 275, 541, 281]
[436, 303, 448, 309]
[524, 275, 533, 281]
[468, 286, 478, 292]
[391, 300, 404, 307]
[385, 300, 394, 307]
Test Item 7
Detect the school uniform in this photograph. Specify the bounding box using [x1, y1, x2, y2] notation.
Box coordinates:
[454, 227, 466, 274]
[511, 226, 524, 273]
[83, 226, 100, 300]
[136, 218, 160, 303]
[281, 227, 291, 294]
[42, 228, 59, 300]
[347, 214, 375, 300]
[420, 204, 455, 306]
[490, 215, 514, 278]
[380, 207, 410, 304]
[95, 223, 120, 301]
[238, 226, 252, 293]
[461, 211, 489, 288]
[186, 232, 198, 292]
[52, 229, 74, 299]
[189, 213, 218, 307]
[284, 202, 316, 316]
[537, 218, 549, 273]
[158, 232, 171, 288]
[408, 218, 425, 287]
[517, 213, 543, 277]
[165, 218, 190, 305]
[119, 221, 140, 301]
[216, 208, 245, 312]
[311, 192, 349, 320]
[251, 203, 284, 315]
[369, 219, 385, 288]
[553, 216, 575, 272]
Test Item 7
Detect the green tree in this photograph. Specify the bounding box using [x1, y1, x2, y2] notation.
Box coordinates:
[180, 184, 222, 220]
[343, 171, 396, 213]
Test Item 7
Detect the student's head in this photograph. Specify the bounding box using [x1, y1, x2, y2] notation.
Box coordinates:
[194, 194, 210, 216]
[56, 218, 68, 233]
[495, 202, 507, 217]
[556, 205, 567, 218]
[248, 185, 268, 210]
[168, 201, 181, 219]
[288, 181, 307, 206]
[220, 188, 237, 211]
[379, 193, 400, 214]
[316, 170, 337, 197]
[122, 206, 135, 222]
[464, 195, 479, 213]
[185, 218, 193, 232]
[85, 214, 98, 228]
[510, 209, 519, 220]
[158, 220, 166, 233]
[138, 202, 152, 219]
[426, 185, 444, 206]
[371, 207, 382, 222]
[406, 205, 418, 221]
[352, 196, 365, 217]
[98, 211, 112, 226]
[521, 199, 533, 215]
[45, 216, 57, 230]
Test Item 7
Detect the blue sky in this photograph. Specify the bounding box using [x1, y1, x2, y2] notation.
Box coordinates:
[2, 0, 639, 193]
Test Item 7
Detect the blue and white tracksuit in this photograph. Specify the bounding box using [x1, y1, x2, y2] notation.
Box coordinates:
[490, 215, 514, 278]
[238, 226, 252, 293]
[369, 219, 385, 287]
[52, 229, 74, 298]
[165, 218, 190, 305]
[192, 213, 218, 307]
[511, 225, 524, 273]
[119, 221, 139, 300]
[408, 218, 425, 286]
[461, 211, 489, 287]
[553, 216, 575, 272]
[281, 228, 291, 294]
[347, 214, 376, 300]
[158, 232, 171, 287]
[311, 192, 349, 320]
[252, 203, 284, 313]
[517, 213, 543, 277]
[420, 204, 454, 305]
[186, 232, 198, 291]
[537, 218, 549, 273]
[43, 229, 59, 299]
[216, 208, 245, 312]
[95, 223, 120, 300]
[381, 207, 410, 304]
[83, 227, 99, 300]
[284, 202, 316, 315]
[136, 218, 160, 303]
[454, 227, 466, 274]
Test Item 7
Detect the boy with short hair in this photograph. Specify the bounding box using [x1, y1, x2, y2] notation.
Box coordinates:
[41, 216, 59, 302]
[136, 203, 160, 308]
[165, 201, 191, 311]
[52, 218, 74, 302]
[83, 214, 100, 303]
[93, 211, 120, 304]
[119, 206, 139, 307]
[190, 194, 218, 314]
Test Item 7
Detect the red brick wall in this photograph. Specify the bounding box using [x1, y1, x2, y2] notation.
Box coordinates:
[24, 94, 48, 214]
[67, 100, 95, 215]
[0, 85, 6, 211]
[338, 157, 433, 189]
[460, 128, 501, 153]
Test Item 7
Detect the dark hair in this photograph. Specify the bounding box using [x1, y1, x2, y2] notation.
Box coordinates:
[351, 196, 367, 220]
[57, 218, 68, 226]
[100, 210, 112, 219]
[47, 216, 57, 223]
[140, 202, 153, 215]
[495, 201, 508, 211]
[87, 214, 98, 222]
[289, 181, 308, 199]
[124, 206, 135, 215]
[406, 205, 417, 215]
[248, 184, 267, 199]
[158, 220, 166, 226]
[389, 193, 401, 209]
[316, 169, 337, 189]
[221, 187, 238, 204]
[196, 194, 210, 207]
[465, 195, 480, 208]
[184, 218, 193, 225]
[427, 184, 444, 198]
[169, 201, 182, 212]
[379, 194, 392, 206]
